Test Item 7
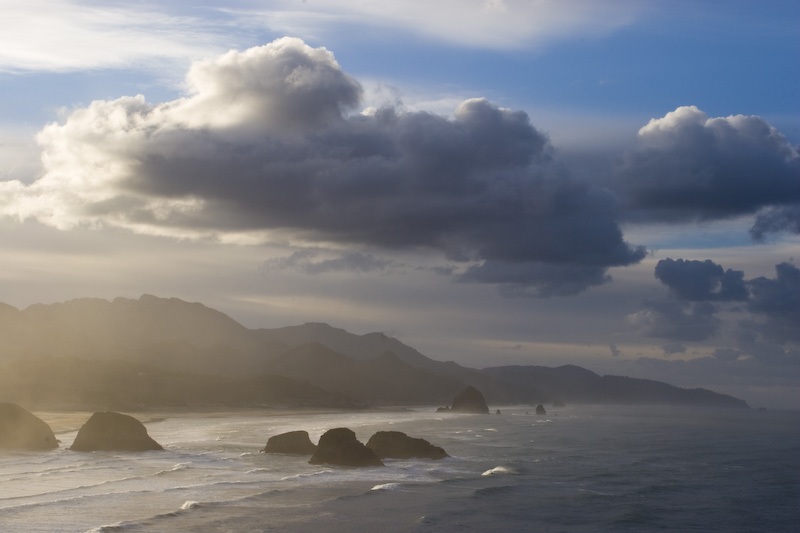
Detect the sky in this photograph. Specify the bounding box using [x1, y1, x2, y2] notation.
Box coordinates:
[1, 0, 798, 409]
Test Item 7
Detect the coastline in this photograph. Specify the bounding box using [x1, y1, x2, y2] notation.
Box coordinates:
[35, 405, 422, 436]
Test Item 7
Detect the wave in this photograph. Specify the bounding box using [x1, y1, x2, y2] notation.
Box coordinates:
[88, 500, 206, 532]
[0, 474, 150, 505]
[0, 489, 153, 515]
[279, 470, 334, 482]
[155, 462, 192, 476]
[481, 466, 519, 477]
[371, 483, 403, 492]
[88, 488, 300, 531]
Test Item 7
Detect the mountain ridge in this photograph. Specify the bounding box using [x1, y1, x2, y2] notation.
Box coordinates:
[0, 295, 749, 409]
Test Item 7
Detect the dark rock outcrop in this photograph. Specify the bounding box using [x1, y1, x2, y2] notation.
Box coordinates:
[450, 386, 489, 414]
[0, 403, 58, 450]
[261, 430, 317, 455]
[308, 428, 383, 467]
[366, 431, 448, 460]
[70, 412, 163, 452]
[535, 404, 547, 415]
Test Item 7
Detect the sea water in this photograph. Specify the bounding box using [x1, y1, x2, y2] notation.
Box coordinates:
[1, 405, 798, 532]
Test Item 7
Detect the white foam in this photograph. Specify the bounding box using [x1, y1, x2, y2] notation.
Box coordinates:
[371, 483, 402, 491]
[481, 466, 518, 476]
[180, 500, 200, 510]
[156, 463, 191, 476]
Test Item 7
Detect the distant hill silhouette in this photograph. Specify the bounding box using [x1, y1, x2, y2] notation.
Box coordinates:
[0, 295, 748, 409]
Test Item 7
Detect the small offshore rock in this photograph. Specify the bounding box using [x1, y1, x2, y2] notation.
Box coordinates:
[535, 404, 547, 415]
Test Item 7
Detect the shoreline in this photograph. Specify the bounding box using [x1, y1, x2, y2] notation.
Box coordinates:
[35, 405, 426, 435]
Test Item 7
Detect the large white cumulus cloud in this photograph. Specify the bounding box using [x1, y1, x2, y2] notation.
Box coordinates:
[613, 105, 800, 229]
[0, 38, 645, 296]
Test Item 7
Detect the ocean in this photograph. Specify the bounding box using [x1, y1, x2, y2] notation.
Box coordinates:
[1, 405, 798, 532]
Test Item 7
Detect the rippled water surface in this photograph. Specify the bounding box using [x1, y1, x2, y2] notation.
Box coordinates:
[1, 405, 798, 532]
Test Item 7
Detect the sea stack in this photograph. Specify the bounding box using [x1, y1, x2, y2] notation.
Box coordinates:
[535, 404, 547, 415]
[70, 412, 163, 452]
[0, 403, 59, 450]
[309, 428, 383, 467]
[450, 386, 490, 414]
[261, 430, 317, 455]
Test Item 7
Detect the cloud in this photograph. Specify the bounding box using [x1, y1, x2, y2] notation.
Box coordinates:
[231, 0, 643, 50]
[712, 348, 741, 362]
[461, 261, 613, 297]
[0, 0, 644, 74]
[652, 258, 798, 346]
[609, 343, 622, 357]
[262, 250, 400, 275]
[612, 106, 800, 231]
[626, 300, 720, 342]
[662, 342, 686, 356]
[745, 262, 800, 344]
[632, 258, 799, 365]
[654, 258, 748, 301]
[0, 0, 231, 73]
[0, 38, 645, 296]
[751, 205, 800, 240]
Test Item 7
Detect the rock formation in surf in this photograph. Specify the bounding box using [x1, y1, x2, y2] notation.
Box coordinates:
[70, 411, 163, 452]
[308, 427, 383, 467]
[450, 386, 490, 414]
[0, 403, 59, 450]
[535, 404, 547, 415]
[366, 431, 449, 460]
[261, 430, 317, 455]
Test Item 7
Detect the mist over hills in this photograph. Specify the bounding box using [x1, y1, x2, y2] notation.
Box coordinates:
[0, 295, 748, 410]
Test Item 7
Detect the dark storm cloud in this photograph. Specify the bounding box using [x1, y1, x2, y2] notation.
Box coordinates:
[635, 259, 799, 365]
[1, 38, 646, 296]
[750, 205, 800, 240]
[745, 262, 800, 344]
[461, 261, 612, 297]
[654, 258, 748, 301]
[627, 300, 720, 342]
[612, 106, 800, 231]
